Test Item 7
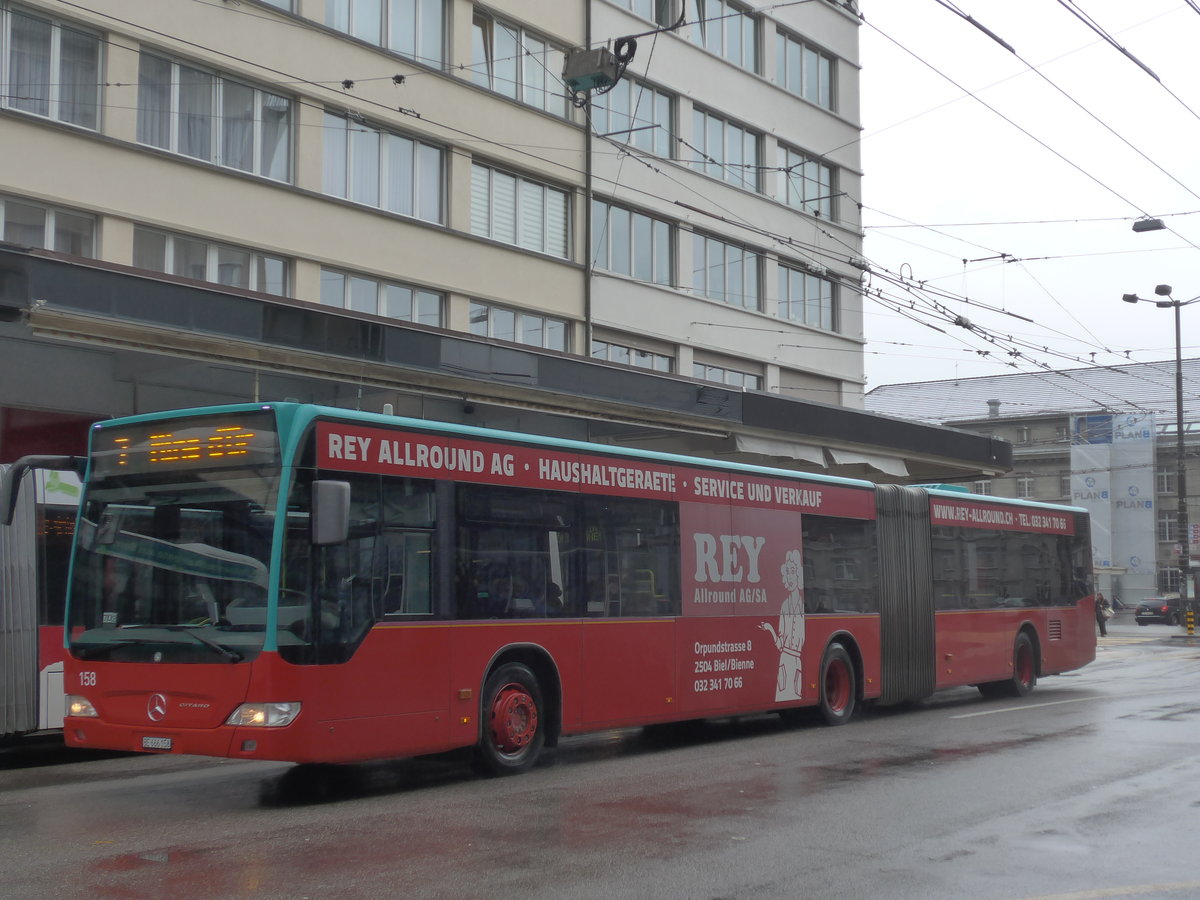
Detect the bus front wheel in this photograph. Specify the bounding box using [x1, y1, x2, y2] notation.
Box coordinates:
[476, 662, 545, 776]
[818, 643, 856, 726]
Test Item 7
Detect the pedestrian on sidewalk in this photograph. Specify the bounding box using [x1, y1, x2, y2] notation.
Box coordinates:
[1095, 592, 1109, 637]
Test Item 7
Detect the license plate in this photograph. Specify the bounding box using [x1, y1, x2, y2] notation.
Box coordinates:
[141, 736, 172, 750]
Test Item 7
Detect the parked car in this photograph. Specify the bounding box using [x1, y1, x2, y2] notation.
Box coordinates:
[1135, 596, 1181, 626]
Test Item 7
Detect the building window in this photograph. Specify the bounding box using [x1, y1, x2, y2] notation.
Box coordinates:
[693, 362, 761, 390]
[1017, 426, 1031, 444]
[1159, 567, 1182, 594]
[778, 264, 836, 331]
[1016, 476, 1035, 499]
[325, 0, 443, 65]
[775, 30, 834, 110]
[470, 301, 568, 351]
[1158, 512, 1178, 543]
[1, 194, 95, 256]
[470, 163, 570, 258]
[684, 0, 757, 71]
[2, 7, 100, 128]
[620, 0, 664, 20]
[777, 144, 835, 219]
[1157, 468, 1177, 495]
[692, 233, 759, 309]
[322, 112, 443, 222]
[591, 201, 672, 285]
[470, 11, 566, 117]
[1059, 474, 1070, 497]
[691, 107, 759, 191]
[320, 268, 442, 325]
[133, 226, 288, 295]
[137, 53, 292, 182]
[973, 480, 992, 495]
[591, 76, 673, 157]
[621, 0, 758, 70]
[690, 0, 757, 71]
[592, 339, 672, 373]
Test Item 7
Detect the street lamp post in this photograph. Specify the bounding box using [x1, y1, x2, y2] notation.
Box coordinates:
[1122, 286, 1199, 624]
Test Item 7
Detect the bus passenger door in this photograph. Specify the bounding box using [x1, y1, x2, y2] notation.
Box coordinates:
[577, 496, 678, 727]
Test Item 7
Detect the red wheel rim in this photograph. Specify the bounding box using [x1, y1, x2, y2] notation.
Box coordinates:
[1015, 643, 1033, 687]
[488, 683, 538, 756]
[824, 659, 851, 712]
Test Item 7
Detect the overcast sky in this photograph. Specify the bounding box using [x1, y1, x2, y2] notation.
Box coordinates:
[854, 0, 1200, 392]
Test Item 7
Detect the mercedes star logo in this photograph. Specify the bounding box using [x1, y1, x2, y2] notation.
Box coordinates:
[147, 693, 168, 722]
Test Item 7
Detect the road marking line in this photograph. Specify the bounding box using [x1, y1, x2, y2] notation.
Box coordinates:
[951, 696, 1104, 719]
[1013, 880, 1200, 899]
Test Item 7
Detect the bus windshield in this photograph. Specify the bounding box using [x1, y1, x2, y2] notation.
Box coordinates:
[67, 411, 283, 663]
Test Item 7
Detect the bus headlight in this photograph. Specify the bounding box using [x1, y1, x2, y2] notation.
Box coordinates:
[225, 702, 301, 727]
[66, 695, 98, 718]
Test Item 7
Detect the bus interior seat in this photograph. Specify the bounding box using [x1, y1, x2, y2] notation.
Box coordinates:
[226, 595, 308, 629]
[182, 582, 218, 624]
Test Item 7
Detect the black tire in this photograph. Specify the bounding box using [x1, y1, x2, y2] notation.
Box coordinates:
[475, 662, 544, 776]
[977, 632, 1037, 698]
[1007, 631, 1037, 697]
[818, 643, 856, 726]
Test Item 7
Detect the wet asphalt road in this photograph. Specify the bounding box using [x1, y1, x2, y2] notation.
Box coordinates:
[4, 616, 1200, 900]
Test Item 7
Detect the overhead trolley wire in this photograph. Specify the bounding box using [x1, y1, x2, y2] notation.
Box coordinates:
[55, 0, 1194, 386]
[862, 16, 1200, 254]
[935, 0, 1200, 208]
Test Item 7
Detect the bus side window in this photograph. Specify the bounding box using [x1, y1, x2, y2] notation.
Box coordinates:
[581, 496, 680, 617]
[801, 516, 878, 614]
[380, 531, 433, 614]
[304, 473, 382, 655]
[454, 484, 577, 620]
[380, 478, 436, 616]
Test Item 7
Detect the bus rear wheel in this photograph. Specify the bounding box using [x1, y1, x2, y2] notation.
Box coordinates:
[476, 662, 545, 776]
[818, 643, 856, 726]
[1009, 631, 1037, 696]
[978, 631, 1037, 698]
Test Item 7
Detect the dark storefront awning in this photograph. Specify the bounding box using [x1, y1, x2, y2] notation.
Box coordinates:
[0, 244, 1010, 482]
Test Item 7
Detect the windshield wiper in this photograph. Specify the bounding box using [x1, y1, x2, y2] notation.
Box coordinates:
[158, 625, 244, 663]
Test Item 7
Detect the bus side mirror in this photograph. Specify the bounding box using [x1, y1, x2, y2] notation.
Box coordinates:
[311, 480, 350, 545]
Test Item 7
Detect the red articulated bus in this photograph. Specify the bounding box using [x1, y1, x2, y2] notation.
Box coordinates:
[6, 403, 1094, 773]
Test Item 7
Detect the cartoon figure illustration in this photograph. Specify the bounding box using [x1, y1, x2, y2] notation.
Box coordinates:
[760, 549, 805, 701]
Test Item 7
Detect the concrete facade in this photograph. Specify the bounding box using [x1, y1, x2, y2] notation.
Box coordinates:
[2, 0, 1010, 483]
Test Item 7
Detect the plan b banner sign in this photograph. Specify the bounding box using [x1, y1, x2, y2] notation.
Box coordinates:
[930, 499, 1075, 535]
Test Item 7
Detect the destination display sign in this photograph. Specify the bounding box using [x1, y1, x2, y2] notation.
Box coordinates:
[92, 411, 279, 477]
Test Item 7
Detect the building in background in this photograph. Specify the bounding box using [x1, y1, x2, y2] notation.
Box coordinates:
[866, 360, 1200, 605]
[589, 0, 865, 408]
[1, 0, 1006, 486]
